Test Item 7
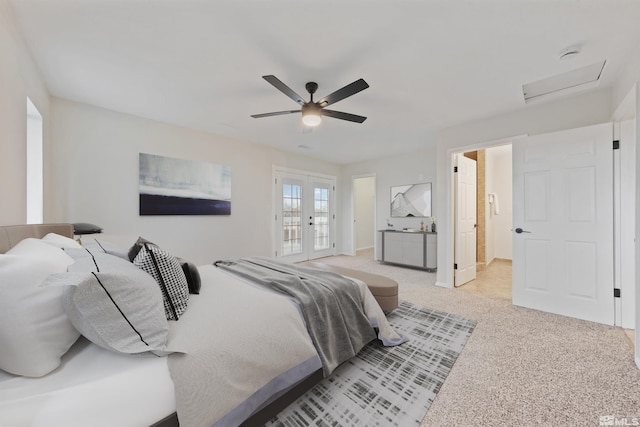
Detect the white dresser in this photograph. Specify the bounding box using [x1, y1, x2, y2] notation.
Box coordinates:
[377, 230, 437, 271]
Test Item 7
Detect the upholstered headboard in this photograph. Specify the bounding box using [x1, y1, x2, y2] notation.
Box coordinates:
[0, 223, 74, 254]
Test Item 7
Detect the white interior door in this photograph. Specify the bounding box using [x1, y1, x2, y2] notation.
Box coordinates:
[275, 170, 336, 262]
[617, 119, 636, 329]
[512, 123, 614, 325]
[454, 154, 477, 286]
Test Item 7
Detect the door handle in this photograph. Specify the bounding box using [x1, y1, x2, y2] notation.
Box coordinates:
[514, 227, 531, 234]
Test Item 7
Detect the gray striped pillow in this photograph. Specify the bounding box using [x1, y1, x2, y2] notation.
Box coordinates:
[44, 253, 172, 356]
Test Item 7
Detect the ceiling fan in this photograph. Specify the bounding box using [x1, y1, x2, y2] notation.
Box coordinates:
[251, 75, 369, 127]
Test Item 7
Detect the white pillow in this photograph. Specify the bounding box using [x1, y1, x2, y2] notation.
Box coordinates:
[44, 253, 174, 356]
[0, 238, 79, 377]
[41, 232, 82, 249]
[80, 237, 129, 260]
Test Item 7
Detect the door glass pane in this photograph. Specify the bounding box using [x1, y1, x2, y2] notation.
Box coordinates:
[282, 183, 302, 256]
[314, 186, 330, 251]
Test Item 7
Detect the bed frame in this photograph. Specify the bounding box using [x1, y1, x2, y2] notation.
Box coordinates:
[0, 223, 322, 427]
[0, 223, 74, 254]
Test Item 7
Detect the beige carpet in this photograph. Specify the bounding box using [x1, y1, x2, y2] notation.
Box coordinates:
[317, 251, 640, 427]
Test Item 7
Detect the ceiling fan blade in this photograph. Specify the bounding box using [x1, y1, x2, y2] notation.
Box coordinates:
[321, 109, 367, 123]
[262, 75, 306, 106]
[317, 78, 369, 107]
[251, 110, 300, 118]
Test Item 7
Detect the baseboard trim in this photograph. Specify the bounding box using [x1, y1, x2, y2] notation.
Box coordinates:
[435, 281, 452, 289]
[488, 258, 512, 266]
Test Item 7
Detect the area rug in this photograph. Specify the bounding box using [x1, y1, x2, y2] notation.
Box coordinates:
[265, 301, 477, 427]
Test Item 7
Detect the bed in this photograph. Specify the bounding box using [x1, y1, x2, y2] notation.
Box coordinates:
[0, 223, 405, 427]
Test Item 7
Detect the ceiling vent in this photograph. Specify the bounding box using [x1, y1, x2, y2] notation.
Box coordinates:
[522, 60, 606, 104]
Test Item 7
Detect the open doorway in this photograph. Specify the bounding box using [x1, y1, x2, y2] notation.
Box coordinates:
[353, 175, 376, 258]
[454, 145, 513, 300]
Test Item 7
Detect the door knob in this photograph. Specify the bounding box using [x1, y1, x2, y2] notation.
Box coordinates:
[514, 227, 531, 234]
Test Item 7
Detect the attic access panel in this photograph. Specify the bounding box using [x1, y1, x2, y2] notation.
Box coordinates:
[522, 60, 606, 104]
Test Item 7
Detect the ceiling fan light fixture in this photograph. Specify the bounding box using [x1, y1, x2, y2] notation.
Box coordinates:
[302, 104, 322, 127]
[251, 75, 368, 125]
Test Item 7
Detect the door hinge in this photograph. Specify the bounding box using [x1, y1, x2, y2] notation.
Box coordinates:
[454, 166, 458, 173]
[275, 214, 278, 221]
[613, 140, 620, 150]
[275, 177, 278, 184]
[454, 263, 458, 270]
[333, 214, 335, 220]
[275, 250, 278, 257]
[614, 288, 621, 298]
[333, 243, 335, 248]
[333, 185, 336, 191]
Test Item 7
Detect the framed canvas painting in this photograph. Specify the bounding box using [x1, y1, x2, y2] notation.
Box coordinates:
[139, 153, 231, 215]
[390, 182, 432, 218]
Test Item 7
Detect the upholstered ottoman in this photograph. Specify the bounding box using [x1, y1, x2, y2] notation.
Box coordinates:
[299, 261, 399, 312]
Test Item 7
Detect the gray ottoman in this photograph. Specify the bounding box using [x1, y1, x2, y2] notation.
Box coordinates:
[299, 261, 399, 312]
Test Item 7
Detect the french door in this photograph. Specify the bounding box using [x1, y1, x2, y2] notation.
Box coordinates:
[274, 169, 336, 262]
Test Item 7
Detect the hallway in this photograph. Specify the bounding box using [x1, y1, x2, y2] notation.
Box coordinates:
[457, 260, 512, 301]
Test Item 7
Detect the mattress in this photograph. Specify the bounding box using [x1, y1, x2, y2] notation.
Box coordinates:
[0, 336, 175, 427]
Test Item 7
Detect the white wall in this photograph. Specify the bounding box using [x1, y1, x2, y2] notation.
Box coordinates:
[485, 145, 512, 262]
[353, 176, 375, 251]
[49, 99, 341, 265]
[435, 88, 613, 288]
[0, 1, 51, 225]
[340, 146, 437, 256]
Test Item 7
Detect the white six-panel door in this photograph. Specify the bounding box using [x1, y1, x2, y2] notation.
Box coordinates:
[512, 123, 614, 325]
[455, 154, 477, 287]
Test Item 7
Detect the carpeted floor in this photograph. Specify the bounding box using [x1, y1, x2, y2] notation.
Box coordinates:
[316, 251, 640, 427]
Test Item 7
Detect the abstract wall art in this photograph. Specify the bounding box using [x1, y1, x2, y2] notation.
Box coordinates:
[390, 182, 432, 218]
[139, 153, 231, 215]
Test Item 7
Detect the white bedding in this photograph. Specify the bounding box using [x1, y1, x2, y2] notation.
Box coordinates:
[0, 337, 175, 427]
[167, 265, 321, 427]
[0, 260, 400, 427]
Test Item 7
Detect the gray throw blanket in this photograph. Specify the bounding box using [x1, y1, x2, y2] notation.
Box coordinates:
[214, 257, 377, 376]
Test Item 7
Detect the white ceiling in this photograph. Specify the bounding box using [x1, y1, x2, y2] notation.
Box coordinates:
[9, 0, 640, 164]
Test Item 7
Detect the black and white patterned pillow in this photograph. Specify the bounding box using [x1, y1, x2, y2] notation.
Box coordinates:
[133, 243, 189, 320]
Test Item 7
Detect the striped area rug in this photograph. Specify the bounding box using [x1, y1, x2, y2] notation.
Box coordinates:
[266, 301, 477, 427]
